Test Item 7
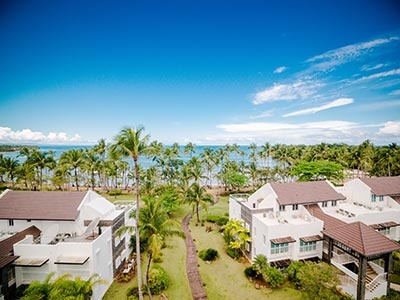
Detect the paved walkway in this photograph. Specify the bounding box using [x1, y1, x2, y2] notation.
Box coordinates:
[182, 213, 207, 300]
[391, 283, 400, 292]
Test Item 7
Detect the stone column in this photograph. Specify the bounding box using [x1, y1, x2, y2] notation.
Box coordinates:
[383, 253, 393, 295]
[327, 237, 333, 263]
[357, 255, 367, 300]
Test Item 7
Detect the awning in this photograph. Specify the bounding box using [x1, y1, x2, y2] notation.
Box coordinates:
[300, 235, 323, 243]
[54, 256, 89, 265]
[270, 236, 296, 245]
[0, 255, 19, 268]
[270, 259, 292, 268]
[370, 221, 399, 230]
[14, 257, 49, 267]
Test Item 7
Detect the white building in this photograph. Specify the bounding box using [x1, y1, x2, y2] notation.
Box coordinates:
[0, 190, 135, 300]
[229, 177, 400, 300]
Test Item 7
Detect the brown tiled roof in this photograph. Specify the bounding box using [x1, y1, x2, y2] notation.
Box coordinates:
[300, 235, 324, 243]
[0, 226, 41, 257]
[270, 259, 292, 268]
[323, 222, 400, 257]
[0, 256, 18, 269]
[305, 204, 347, 231]
[0, 191, 87, 221]
[360, 177, 400, 196]
[270, 181, 345, 206]
[270, 236, 296, 244]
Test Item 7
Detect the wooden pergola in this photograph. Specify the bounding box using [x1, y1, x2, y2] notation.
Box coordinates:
[323, 222, 400, 300]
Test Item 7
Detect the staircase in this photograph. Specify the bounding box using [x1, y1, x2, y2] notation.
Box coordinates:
[366, 264, 380, 292]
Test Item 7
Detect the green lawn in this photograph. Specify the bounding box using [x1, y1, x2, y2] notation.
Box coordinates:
[190, 197, 302, 300]
[104, 193, 302, 300]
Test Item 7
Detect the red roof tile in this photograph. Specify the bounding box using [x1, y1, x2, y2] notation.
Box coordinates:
[0, 226, 41, 257]
[360, 177, 400, 196]
[270, 181, 345, 206]
[0, 191, 87, 221]
[323, 222, 400, 257]
[305, 204, 347, 231]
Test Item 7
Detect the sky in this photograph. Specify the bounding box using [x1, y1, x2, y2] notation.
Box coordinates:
[0, 0, 400, 146]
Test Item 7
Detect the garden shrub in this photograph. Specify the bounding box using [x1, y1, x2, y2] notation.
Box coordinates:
[244, 266, 259, 279]
[265, 266, 285, 288]
[126, 286, 139, 300]
[198, 248, 219, 261]
[206, 215, 220, 223]
[226, 247, 240, 259]
[147, 265, 169, 295]
[216, 216, 229, 226]
[107, 189, 122, 196]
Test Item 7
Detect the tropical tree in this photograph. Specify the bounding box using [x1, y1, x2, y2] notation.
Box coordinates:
[59, 149, 85, 191]
[183, 142, 196, 158]
[291, 160, 344, 182]
[111, 126, 150, 300]
[139, 196, 183, 299]
[83, 149, 102, 190]
[222, 219, 251, 257]
[0, 157, 20, 188]
[184, 182, 213, 223]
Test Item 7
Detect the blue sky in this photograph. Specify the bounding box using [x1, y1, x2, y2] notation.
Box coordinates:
[1, 0, 399, 145]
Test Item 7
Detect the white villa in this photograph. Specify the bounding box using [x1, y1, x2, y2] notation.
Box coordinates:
[0, 190, 135, 300]
[229, 176, 400, 300]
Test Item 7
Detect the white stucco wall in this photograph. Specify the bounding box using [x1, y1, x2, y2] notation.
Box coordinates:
[14, 227, 113, 300]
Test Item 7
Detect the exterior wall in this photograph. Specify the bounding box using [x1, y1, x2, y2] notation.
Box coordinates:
[251, 211, 323, 263]
[248, 184, 277, 210]
[13, 227, 113, 300]
[229, 196, 243, 221]
[0, 219, 81, 237]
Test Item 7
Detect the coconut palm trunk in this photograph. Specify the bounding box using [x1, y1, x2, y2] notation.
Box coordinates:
[134, 157, 143, 300]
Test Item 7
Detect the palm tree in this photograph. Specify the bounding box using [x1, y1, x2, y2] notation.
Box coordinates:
[84, 149, 102, 190]
[0, 157, 20, 188]
[59, 149, 85, 191]
[111, 126, 150, 300]
[139, 197, 183, 299]
[185, 182, 213, 224]
[183, 142, 196, 158]
[200, 147, 216, 187]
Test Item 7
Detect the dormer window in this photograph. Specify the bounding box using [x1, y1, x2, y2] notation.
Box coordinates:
[9, 219, 14, 226]
[322, 202, 328, 208]
[279, 205, 285, 212]
[292, 204, 298, 210]
[332, 200, 337, 207]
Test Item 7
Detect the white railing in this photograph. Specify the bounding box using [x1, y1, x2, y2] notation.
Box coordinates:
[366, 273, 387, 292]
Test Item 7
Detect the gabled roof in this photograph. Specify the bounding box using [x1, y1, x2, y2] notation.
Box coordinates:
[360, 176, 400, 196]
[270, 181, 345, 206]
[305, 204, 346, 230]
[0, 190, 87, 221]
[0, 226, 41, 257]
[0, 226, 41, 268]
[322, 222, 400, 257]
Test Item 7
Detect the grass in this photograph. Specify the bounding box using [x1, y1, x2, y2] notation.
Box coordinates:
[189, 197, 302, 300]
[104, 202, 192, 300]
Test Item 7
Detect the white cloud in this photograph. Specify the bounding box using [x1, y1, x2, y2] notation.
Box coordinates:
[252, 80, 323, 105]
[390, 90, 400, 96]
[250, 110, 273, 119]
[378, 121, 400, 135]
[361, 64, 385, 71]
[306, 37, 399, 71]
[353, 68, 400, 83]
[283, 97, 354, 117]
[0, 127, 82, 144]
[273, 66, 287, 74]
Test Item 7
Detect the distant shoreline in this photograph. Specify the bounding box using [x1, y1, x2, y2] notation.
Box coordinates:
[0, 145, 39, 152]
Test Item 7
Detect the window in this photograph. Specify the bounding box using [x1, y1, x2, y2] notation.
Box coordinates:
[300, 240, 317, 252]
[252, 203, 256, 209]
[279, 205, 286, 212]
[379, 195, 384, 202]
[332, 200, 337, 207]
[27, 219, 31, 222]
[271, 242, 289, 254]
[371, 194, 376, 202]
[292, 204, 298, 210]
[8, 219, 14, 226]
[322, 202, 328, 208]
[378, 227, 390, 236]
